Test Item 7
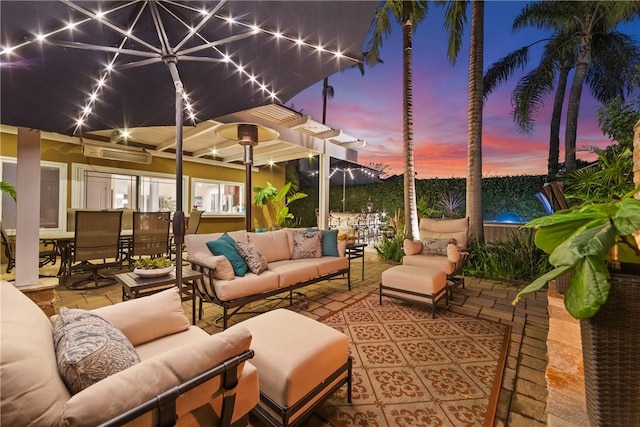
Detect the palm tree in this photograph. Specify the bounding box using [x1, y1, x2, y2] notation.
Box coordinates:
[321, 77, 334, 125]
[367, 0, 428, 241]
[512, 1, 640, 172]
[484, 12, 639, 178]
[439, 0, 485, 243]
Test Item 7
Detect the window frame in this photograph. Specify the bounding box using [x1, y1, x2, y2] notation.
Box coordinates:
[190, 177, 245, 217]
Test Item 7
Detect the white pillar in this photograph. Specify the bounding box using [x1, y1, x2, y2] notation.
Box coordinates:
[15, 128, 41, 287]
[318, 153, 330, 229]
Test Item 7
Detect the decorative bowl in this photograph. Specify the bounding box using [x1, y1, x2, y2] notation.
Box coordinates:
[133, 265, 174, 278]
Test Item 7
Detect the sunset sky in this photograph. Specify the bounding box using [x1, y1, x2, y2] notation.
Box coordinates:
[290, 1, 640, 179]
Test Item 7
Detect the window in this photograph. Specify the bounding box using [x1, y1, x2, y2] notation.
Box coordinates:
[192, 179, 244, 215]
[72, 163, 187, 217]
[0, 158, 67, 230]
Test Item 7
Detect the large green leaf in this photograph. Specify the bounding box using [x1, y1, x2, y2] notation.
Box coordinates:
[548, 220, 615, 267]
[533, 219, 590, 254]
[613, 197, 640, 236]
[512, 264, 573, 305]
[564, 256, 610, 319]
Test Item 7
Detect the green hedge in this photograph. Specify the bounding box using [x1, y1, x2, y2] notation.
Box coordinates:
[292, 174, 548, 227]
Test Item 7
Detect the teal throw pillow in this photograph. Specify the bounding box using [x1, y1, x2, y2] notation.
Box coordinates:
[308, 228, 339, 257]
[206, 238, 248, 277]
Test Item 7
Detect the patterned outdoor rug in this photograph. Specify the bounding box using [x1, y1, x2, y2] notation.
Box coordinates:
[317, 293, 510, 427]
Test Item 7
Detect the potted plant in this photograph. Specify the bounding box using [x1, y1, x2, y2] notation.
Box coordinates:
[513, 188, 640, 426]
[133, 257, 174, 277]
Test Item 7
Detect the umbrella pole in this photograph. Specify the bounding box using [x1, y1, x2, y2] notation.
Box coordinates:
[167, 60, 184, 290]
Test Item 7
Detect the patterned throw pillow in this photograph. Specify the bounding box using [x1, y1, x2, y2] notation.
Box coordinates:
[291, 230, 323, 259]
[236, 241, 268, 275]
[421, 238, 456, 256]
[53, 307, 140, 394]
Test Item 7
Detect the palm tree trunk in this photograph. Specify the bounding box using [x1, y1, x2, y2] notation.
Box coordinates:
[564, 20, 592, 173]
[466, 0, 484, 243]
[402, 1, 419, 240]
[564, 62, 587, 173]
[548, 64, 570, 178]
[322, 77, 329, 125]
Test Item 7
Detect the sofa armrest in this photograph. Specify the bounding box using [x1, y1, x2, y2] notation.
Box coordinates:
[60, 326, 253, 427]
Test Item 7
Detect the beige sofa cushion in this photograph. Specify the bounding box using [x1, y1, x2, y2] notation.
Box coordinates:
[1, 282, 70, 426]
[268, 260, 320, 288]
[91, 287, 190, 346]
[210, 271, 280, 301]
[185, 231, 248, 260]
[303, 257, 349, 276]
[247, 229, 291, 262]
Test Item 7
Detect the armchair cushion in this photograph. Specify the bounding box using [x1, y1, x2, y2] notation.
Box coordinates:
[52, 308, 140, 394]
[447, 243, 462, 263]
[90, 287, 190, 346]
[60, 325, 253, 427]
[403, 239, 423, 256]
[419, 217, 469, 248]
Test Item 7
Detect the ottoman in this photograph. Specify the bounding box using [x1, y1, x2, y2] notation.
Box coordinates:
[380, 265, 448, 317]
[233, 309, 352, 427]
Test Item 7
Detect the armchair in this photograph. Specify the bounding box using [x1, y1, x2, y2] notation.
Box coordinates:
[1, 283, 259, 427]
[402, 217, 469, 298]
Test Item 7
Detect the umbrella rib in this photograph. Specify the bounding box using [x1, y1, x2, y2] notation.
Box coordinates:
[170, 0, 229, 51]
[63, 1, 161, 55]
[179, 31, 257, 56]
[116, 58, 165, 70]
[48, 40, 158, 59]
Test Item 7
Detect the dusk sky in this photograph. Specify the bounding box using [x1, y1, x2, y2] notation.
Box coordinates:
[290, 1, 640, 179]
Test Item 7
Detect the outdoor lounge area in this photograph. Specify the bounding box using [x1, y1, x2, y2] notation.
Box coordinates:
[1, 249, 550, 427]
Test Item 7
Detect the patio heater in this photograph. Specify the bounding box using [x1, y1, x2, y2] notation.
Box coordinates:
[216, 123, 279, 231]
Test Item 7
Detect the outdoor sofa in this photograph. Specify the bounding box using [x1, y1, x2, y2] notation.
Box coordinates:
[0, 283, 259, 427]
[185, 228, 349, 329]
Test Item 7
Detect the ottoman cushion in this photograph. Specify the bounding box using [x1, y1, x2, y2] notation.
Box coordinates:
[231, 309, 348, 408]
[381, 265, 447, 304]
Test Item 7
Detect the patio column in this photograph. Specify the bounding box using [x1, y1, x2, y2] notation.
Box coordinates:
[15, 128, 41, 287]
[318, 153, 330, 229]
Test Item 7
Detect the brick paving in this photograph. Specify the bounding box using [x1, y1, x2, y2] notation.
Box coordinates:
[7, 249, 550, 426]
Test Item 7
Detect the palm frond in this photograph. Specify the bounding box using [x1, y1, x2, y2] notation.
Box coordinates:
[439, 0, 469, 65]
[511, 59, 556, 134]
[586, 31, 640, 102]
[483, 46, 531, 98]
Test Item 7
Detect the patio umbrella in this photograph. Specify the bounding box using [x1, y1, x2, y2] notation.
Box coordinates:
[0, 0, 378, 286]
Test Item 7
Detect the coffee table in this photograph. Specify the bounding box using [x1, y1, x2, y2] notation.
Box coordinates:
[116, 267, 203, 324]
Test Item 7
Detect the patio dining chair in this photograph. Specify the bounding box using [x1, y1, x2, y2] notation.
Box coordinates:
[68, 210, 123, 289]
[1, 221, 58, 274]
[128, 211, 171, 264]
